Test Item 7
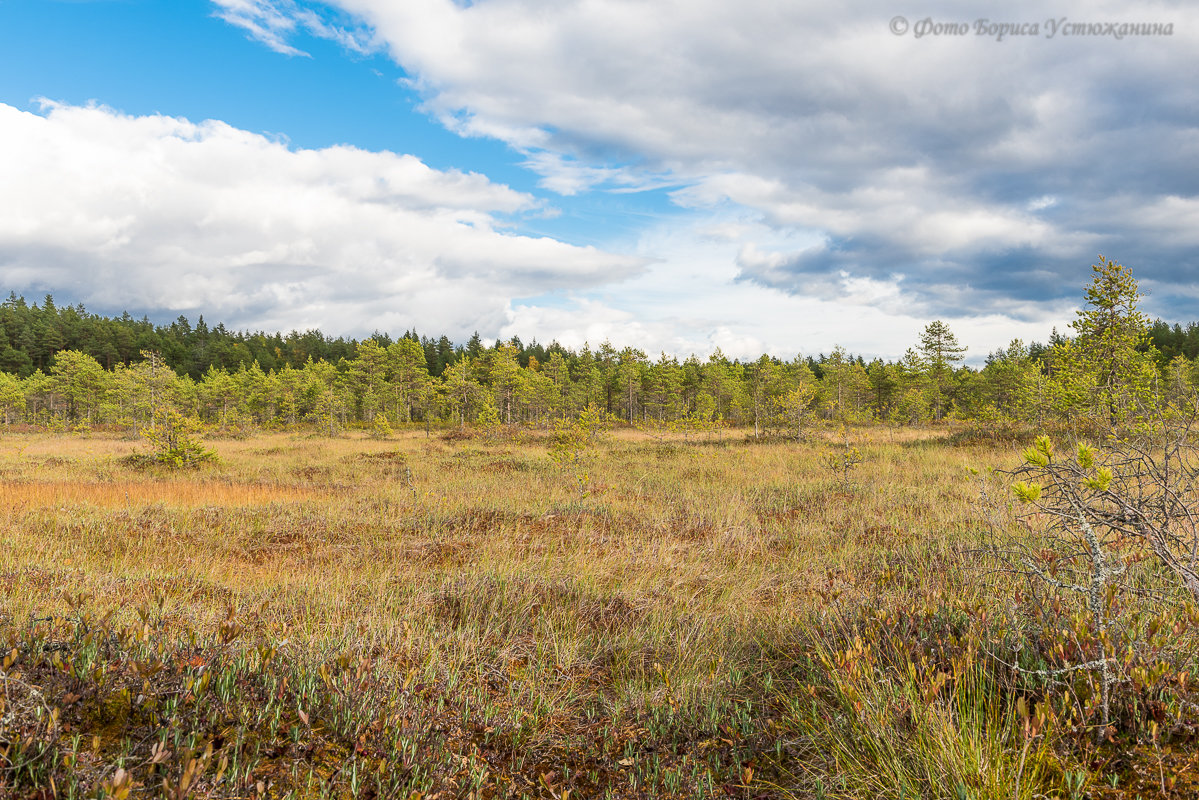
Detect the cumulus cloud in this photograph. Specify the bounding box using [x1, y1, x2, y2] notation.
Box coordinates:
[222, 0, 1199, 321]
[0, 101, 645, 338]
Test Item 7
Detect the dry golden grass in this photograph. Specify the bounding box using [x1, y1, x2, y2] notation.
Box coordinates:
[2, 425, 1000, 690]
[5, 425, 1187, 798]
[0, 480, 323, 508]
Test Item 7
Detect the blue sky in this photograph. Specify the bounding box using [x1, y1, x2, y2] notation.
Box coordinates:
[1, 0, 1196, 362]
[2, 1, 477, 169]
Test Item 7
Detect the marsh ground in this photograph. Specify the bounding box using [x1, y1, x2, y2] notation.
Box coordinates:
[1, 426, 1192, 798]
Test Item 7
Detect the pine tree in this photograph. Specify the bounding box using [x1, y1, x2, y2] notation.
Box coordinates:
[49, 349, 107, 423]
[918, 321, 967, 420]
[387, 339, 432, 423]
[919, 320, 967, 374]
[1070, 255, 1155, 427]
[466, 331, 483, 359]
[0, 371, 24, 424]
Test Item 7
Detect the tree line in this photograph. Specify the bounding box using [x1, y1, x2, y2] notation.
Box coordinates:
[0, 258, 1186, 434]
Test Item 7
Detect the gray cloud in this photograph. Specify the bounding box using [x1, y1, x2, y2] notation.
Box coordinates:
[232, 0, 1198, 322]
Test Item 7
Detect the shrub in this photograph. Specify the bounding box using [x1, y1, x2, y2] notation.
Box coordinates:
[548, 403, 610, 497]
[141, 407, 216, 468]
[988, 425, 1199, 742]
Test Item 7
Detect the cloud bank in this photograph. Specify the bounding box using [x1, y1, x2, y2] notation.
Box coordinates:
[226, 0, 1199, 321]
[0, 101, 644, 339]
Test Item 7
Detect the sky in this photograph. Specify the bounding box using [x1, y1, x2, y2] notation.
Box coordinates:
[0, 0, 1196, 364]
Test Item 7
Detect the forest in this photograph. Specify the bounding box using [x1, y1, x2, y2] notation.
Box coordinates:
[0, 257, 1190, 438]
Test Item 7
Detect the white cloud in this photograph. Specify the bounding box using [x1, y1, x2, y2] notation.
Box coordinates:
[0, 101, 644, 338]
[16, 1, 1192, 361]
[502, 214, 1073, 365]
[211, 0, 379, 56]
[519, 152, 680, 197]
[210, 0, 309, 56]
[225, 0, 1199, 321]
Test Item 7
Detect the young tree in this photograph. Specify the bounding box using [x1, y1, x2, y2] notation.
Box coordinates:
[820, 346, 872, 422]
[303, 358, 348, 435]
[142, 406, 216, 467]
[125, 351, 178, 432]
[777, 382, 820, 440]
[885, 349, 931, 426]
[49, 349, 107, 423]
[616, 347, 647, 423]
[644, 353, 685, 424]
[1163, 355, 1198, 408]
[864, 359, 897, 419]
[441, 357, 483, 429]
[347, 339, 389, 424]
[574, 345, 604, 409]
[0, 371, 24, 424]
[977, 339, 1038, 423]
[919, 321, 967, 420]
[1071, 255, 1157, 427]
[486, 342, 525, 424]
[543, 351, 574, 420]
[197, 364, 240, 426]
[386, 339, 432, 423]
[272, 363, 303, 427]
[746, 355, 779, 438]
[235, 361, 272, 425]
[702, 348, 747, 423]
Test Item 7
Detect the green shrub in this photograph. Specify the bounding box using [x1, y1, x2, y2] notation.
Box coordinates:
[141, 407, 216, 468]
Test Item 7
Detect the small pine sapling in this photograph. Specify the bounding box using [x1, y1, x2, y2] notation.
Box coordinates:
[142, 406, 216, 468]
[549, 404, 609, 498]
[822, 424, 863, 491]
[370, 413, 393, 440]
[475, 401, 502, 439]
